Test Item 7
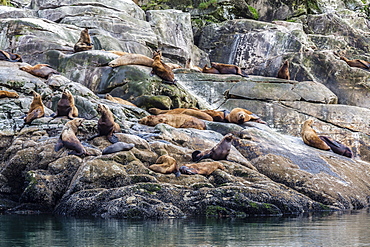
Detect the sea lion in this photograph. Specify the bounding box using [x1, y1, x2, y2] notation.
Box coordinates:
[180, 161, 225, 176]
[319, 136, 353, 158]
[24, 91, 45, 124]
[185, 58, 202, 72]
[225, 108, 261, 124]
[148, 108, 213, 121]
[0, 90, 19, 98]
[301, 119, 330, 150]
[210, 62, 249, 77]
[74, 28, 93, 53]
[54, 118, 88, 156]
[105, 93, 136, 107]
[88, 104, 121, 143]
[277, 60, 290, 80]
[149, 155, 181, 177]
[150, 50, 176, 84]
[52, 89, 78, 119]
[340, 56, 370, 69]
[108, 53, 154, 67]
[139, 114, 206, 130]
[201, 109, 226, 122]
[192, 133, 234, 162]
[0, 50, 22, 62]
[20, 64, 60, 79]
[202, 64, 220, 74]
[102, 142, 135, 154]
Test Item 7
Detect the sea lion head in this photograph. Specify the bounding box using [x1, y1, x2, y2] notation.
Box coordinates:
[105, 94, 113, 100]
[32, 91, 41, 100]
[237, 112, 246, 124]
[71, 117, 85, 127]
[304, 119, 314, 127]
[19, 65, 32, 72]
[191, 150, 202, 162]
[148, 108, 161, 115]
[61, 89, 72, 99]
[224, 133, 234, 142]
[153, 50, 162, 59]
[97, 104, 108, 114]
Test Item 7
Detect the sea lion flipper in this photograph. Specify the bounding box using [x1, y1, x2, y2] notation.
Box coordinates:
[87, 134, 100, 141]
[54, 139, 64, 152]
[107, 134, 119, 144]
[179, 166, 198, 175]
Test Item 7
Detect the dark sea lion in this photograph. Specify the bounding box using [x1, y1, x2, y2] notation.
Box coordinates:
[202, 64, 220, 74]
[105, 93, 136, 107]
[20, 64, 60, 79]
[108, 53, 154, 67]
[150, 50, 176, 84]
[102, 142, 135, 154]
[24, 91, 45, 124]
[0, 90, 19, 98]
[54, 118, 88, 156]
[74, 28, 93, 53]
[340, 56, 370, 69]
[192, 133, 234, 162]
[277, 60, 290, 80]
[180, 161, 225, 176]
[139, 114, 206, 130]
[301, 119, 330, 150]
[148, 107, 213, 121]
[0, 50, 22, 62]
[319, 136, 353, 158]
[88, 104, 121, 143]
[210, 62, 249, 77]
[149, 155, 181, 177]
[52, 89, 78, 119]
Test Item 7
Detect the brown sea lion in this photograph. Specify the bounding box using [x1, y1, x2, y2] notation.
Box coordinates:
[54, 118, 88, 156]
[148, 108, 213, 121]
[340, 56, 370, 69]
[277, 60, 290, 80]
[108, 53, 154, 67]
[105, 94, 136, 107]
[0, 90, 19, 98]
[319, 136, 353, 158]
[139, 114, 206, 130]
[180, 161, 225, 176]
[225, 108, 261, 124]
[149, 155, 181, 177]
[52, 89, 78, 119]
[202, 64, 220, 74]
[88, 104, 121, 143]
[74, 28, 93, 53]
[24, 91, 45, 124]
[192, 133, 234, 162]
[150, 50, 176, 84]
[20, 64, 60, 79]
[301, 119, 330, 150]
[210, 62, 249, 77]
[201, 109, 226, 122]
[0, 50, 22, 62]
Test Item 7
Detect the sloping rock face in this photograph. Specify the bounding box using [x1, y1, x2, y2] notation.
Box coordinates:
[0, 0, 370, 219]
[196, 15, 370, 109]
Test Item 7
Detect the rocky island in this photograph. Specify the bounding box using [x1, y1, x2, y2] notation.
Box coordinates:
[0, 0, 369, 218]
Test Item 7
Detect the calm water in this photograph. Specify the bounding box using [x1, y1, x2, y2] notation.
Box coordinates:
[1, 210, 370, 247]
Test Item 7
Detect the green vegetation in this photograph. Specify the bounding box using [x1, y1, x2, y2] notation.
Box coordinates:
[206, 205, 228, 216]
[198, 0, 217, 10]
[0, 0, 10, 6]
[247, 5, 259, 20]
[138, 183, 162, 193]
